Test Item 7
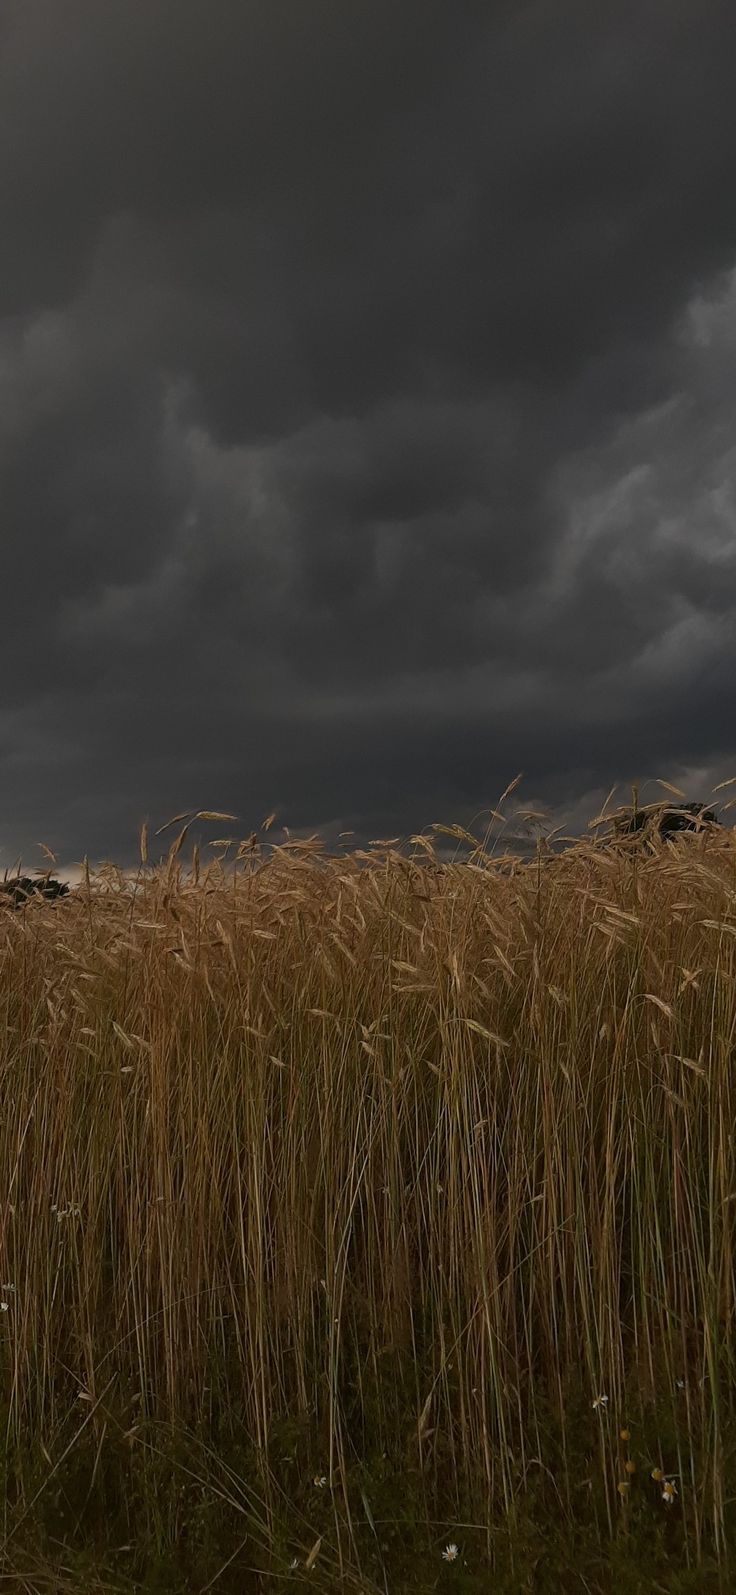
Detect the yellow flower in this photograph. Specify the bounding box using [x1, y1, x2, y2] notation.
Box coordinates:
[617, 1481, 630, 1497]
[651, 1467, 664, 1482]
[619, 1428, 630, 1442]
[625, 1459, 636, 1475]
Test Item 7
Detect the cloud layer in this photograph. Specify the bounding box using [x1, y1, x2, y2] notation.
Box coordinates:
[2, 0, 736, 874]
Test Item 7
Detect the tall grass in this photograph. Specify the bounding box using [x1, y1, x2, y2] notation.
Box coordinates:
[1, 807, 736, 1589]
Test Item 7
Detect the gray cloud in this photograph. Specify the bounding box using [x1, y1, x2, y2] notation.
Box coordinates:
[2, 0, 736, 877]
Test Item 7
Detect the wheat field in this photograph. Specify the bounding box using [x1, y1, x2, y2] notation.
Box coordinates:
[2, 794, 736, 1592]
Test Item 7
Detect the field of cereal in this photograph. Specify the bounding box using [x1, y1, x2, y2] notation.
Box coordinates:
[2, 793, 736, 1591]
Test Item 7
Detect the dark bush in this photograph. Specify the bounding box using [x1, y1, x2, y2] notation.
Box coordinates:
[613, 801, 719, 840]
[0, 875, 70, 908]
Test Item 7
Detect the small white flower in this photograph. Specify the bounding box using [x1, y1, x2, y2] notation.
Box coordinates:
[675, 1378, 685, 1389]
[288, 1556, 299, 1569]
[442, 1542, 459, 1562]
[662, 1478, 678, 1505]
[313, 1474, 327, 1489]
[592, 1393, 609, 1410]
[0, 1302, 8, 1313]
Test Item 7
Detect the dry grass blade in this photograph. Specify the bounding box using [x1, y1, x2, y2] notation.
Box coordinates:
[304, 1537, 322, 1571]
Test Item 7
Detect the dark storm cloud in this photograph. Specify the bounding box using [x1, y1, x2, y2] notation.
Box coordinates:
[2, 0, 736, 875]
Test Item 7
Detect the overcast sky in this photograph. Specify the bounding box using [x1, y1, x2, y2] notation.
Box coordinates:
[2, 0, 736, 880]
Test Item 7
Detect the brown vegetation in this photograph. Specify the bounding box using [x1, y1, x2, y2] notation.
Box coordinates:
[1, 802, 736, 1589]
